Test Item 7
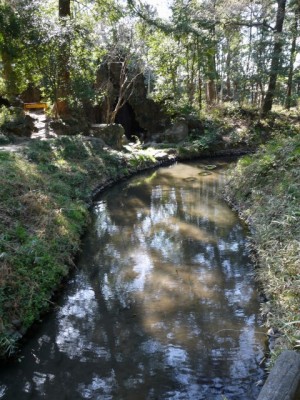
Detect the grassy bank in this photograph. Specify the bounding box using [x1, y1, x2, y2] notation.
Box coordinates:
[0, 136, 221, 358]
[225, 134, 300, 361]
[1, 106, 299, 360]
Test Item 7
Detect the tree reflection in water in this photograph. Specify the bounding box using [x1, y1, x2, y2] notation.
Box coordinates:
[0, 161, 266, 400]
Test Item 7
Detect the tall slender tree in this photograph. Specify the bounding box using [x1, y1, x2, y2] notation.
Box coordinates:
[285, 1, 299, 110]
[55, 0, 71, 117]
[0, 1, 20, 100]
[262, 0, 287, 114]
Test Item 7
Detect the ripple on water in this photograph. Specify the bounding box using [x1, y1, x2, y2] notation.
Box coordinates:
[0, 161, 265, 400]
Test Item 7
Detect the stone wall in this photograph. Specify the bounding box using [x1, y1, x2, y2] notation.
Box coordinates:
[95, 61, 170, 138]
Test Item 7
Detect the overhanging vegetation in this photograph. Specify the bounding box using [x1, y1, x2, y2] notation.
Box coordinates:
[0, 0, 299, 367]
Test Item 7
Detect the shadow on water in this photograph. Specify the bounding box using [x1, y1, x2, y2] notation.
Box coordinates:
[0, 159, 266, 400]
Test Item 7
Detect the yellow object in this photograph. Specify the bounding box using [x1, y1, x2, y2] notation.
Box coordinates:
[23, 102, 48, 110]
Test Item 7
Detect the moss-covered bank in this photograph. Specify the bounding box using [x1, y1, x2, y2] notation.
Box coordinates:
[1, 136, 241, 358]
[225, 134, 300, 362]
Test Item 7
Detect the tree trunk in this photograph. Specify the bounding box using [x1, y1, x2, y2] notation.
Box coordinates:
[55, 0, 71, 118]
[198, 73, 202, 111]
[225, 36, 231, 100]
[1, 48, 18, 101]
[0, 1, 18, 101]
[196, 38, 202, 110]
[205, 44, 217, 105]
[243, 6, 253, 104]
[206, 79, 217, 104]
[106, 60, 141, 124]
[59, 0, 70, 16]
[262, 0, 287, 115]
[206, 2, 218, 106]
[187, 43, 196, 104]
[285, 6, 299, 110]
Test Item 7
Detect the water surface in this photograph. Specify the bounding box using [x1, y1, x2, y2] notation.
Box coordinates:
[0, 160, 265, 399]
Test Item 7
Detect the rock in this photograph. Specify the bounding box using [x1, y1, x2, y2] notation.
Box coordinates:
[49, 120, 66, 135]
[50, 117, 89, 136]
[90, 124, 125, 150]
[4, 113, 34, 137]
[121, 134, 129, 146]
[154, 152, 168, 162]
[82, 136, 106, 148]
[95, 62, 170, 137]
[162, 119, 189, 143]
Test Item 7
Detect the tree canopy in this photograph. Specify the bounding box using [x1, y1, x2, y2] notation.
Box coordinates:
[0, 0, 299, 117]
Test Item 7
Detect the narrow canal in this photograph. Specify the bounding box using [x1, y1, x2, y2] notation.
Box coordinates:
[0, 160, 266, 399]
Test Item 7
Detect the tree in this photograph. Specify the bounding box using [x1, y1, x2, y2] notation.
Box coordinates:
[285, 1, 299, 110]
[97, 21, 145, 123]
[107, 57, 143, 124]
[262, 0, 287, 114]
[1, 0, 297, 119]
[55, 0, 71, 117]
[0, 1, 20, 100]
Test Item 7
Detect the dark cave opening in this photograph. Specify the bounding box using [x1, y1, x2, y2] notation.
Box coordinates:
[115, 102, 144, 139]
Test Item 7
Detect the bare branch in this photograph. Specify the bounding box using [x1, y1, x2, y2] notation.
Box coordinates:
[224, 20, 275, 31]
[127, 0, 275, 36]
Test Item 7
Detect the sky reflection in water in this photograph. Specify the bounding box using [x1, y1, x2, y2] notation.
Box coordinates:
[0, 161, 266, 400]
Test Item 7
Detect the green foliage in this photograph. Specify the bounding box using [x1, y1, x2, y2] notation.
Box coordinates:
[0, 1, 37, 97]
[239, 155, 253, 167]
[26, 140, 55, 163]
[0, 335, 17, 357]
[55, 137, 90, 160]
[0, 107, 12, 127]
[128, 152, 151, 168]
[192, 129, 221, 150]
[0, 0, 299, 117]
[225, 134, 300, 359]
[189, 115, 223, 150]
[15, 224, 28, 244]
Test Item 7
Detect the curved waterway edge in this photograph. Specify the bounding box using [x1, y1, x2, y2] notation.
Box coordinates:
[0, 158, 267, 400]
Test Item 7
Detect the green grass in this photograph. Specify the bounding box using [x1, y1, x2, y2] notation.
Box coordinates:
[225, 134, 300, 361]
[1, 106, 299, 359]
[0, 149, 89, 341]
[1, 136, 214, 358]
[0, 139, 129, 357]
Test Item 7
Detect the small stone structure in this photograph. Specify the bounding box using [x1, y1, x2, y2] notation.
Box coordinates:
[49, 117, 89, 136]
[257, 350, 300, 400]
[95, 61, 170, 138]
[90, 124, 125, 150]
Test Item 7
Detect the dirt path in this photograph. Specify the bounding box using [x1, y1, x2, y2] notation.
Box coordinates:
[30, 110, 57, 140]
[0, 110, 57, 152]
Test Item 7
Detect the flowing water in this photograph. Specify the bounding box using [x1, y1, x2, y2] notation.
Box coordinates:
[0, 160, 266, 400]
